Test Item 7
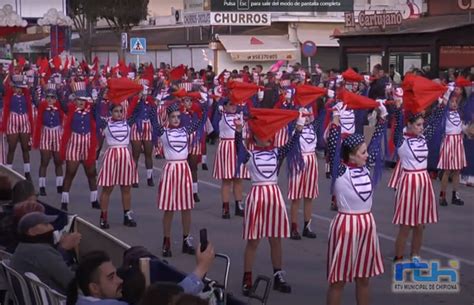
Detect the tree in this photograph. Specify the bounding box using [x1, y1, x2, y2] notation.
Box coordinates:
[97, 0, 149, 60]
[67, 0, 100, 62]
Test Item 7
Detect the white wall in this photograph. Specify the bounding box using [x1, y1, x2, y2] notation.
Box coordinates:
[216, 50, 275, 72]
[0, 0, 66, 18]
[171, 47, 192, 67]
[156, 50, 172, 66]
[191, 47, 213, 70]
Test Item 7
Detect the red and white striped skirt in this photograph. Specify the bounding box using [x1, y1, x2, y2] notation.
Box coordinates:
[157, 160, 194, 211]
[327, 212, 384, 283]
[131, 121, 152, 142]
[388, 161, 402, 189]
[188, 132, 202, 156]
[213, 139, 249, 180]
[392, 169, 438, 226]
[243, 184, 290, 240]
[288, 153, 319, 200]
[437, 134, 467, 170]
[273, 127, 289, 148]
[98, 146, 138, 186]
[66, 133, 90, 162]
[178, 82, 193, 92]
[6, 113, 31, 135]
[40, 127, 62, 152]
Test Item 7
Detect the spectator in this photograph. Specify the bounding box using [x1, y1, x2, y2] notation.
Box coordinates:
[139, 282, 183, 305]
[255, 64, 263, 75]
[11, 212, 77, 294]
[389, 64, 401, 84]
[368, 64, 390, 99]
[260, 72, 279, 108]
[11, 179, 36, 204]
[67, 250, 126, 305]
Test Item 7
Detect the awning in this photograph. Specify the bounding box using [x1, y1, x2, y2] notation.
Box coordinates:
[218, 35, 298, 62]
[296, 23, 342, 47]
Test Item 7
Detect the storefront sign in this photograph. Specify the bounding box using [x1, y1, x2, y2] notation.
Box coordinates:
[458, 0, 474, 10]
[184, 0, 210, 12]
[183, 11, 211, 26]
[211, 12, 271, 25]
[230, 51, 295, 61]
[440, 46, 474, 68]
[345, 10, 403, 29]
[210, 0, 353, 12]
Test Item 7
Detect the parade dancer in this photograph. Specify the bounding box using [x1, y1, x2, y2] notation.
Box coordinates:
[158, 101, 207, 257]
[235, 108, 305, 295]
[128, 82, 157, 187]
[59, 84, 99, 211]
[1, 75, 34, 180]
[438, 83, 467, 206]
[212, 98, 249, 218]
[97, 103, 138, 229]
[32, 84, 64, 196]
[179, 92, 204, 203]
[325, 102, 387, 305]
[392, 75, 447, 262]
[288, 107, 320, 240]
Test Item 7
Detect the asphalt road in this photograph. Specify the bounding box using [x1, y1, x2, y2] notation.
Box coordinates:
[8, 142, 474, 305]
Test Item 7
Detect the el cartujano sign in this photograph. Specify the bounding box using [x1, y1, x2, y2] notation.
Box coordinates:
[345, 10, 403, 29]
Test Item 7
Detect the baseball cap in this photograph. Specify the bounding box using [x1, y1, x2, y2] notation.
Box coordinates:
[17, 212, 57, 235]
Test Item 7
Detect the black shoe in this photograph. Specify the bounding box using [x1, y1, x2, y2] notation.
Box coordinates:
[132, 183, 139, 188]
[39, 187, 47, 196]
[440, 198, 448, 206]
[57, 186, 63, 194]
[242, 283, 252, 296]
[147, 177, 155, 187]
[182, 236, 196, 255]
[155, 154, 164, 159]
[222, 210, 230, 219]
[330, 202, 338, 211]
[100, 218, 110, 229]
[162, 248, 172, 257]
[452, 193, 464, 206]
[273, 271, 292, 293]
[202, 163, 208, 171]
[290, 230, 301, 240]
[235, 203, 244, 217]
[193, 193, 200, 203]
[25, 172, 32, 181]
[61, 202, 68, 212]
[91, 201, 100, 209]
[123, 211, 137, 227]
[302, 227, 317, 239]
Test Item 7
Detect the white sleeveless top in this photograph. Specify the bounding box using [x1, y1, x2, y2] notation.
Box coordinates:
[104, 120, 130, 147]
[334, 166, 373, 213]
[299, 124, 317, 154]
[398, 135, 428, 170]
[445, 110, 462, 135]
[161, 127, 189, 160]
[247, 149, 279, 184]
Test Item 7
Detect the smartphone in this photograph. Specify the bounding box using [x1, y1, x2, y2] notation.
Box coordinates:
[200, 228, 208, 252]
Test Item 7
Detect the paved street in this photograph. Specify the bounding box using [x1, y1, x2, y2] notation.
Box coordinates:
[8, 143, 474, 305]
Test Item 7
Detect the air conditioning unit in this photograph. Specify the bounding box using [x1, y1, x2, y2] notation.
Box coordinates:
[172, 8, 184, 24]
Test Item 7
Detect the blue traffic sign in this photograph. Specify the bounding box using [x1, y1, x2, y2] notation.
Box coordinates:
[302, 40, 317, 57]
[130, 37, 146, 55]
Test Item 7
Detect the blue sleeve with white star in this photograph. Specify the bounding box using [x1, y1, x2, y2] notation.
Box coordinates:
[393, 108, 404, 148]
[149, 105, 164, 137]
[327, 124, 346, 178]
[235, 130, 250, 164]
[367, 118, 387, 169]
[424, 103, 446, 142]
[278, 129, 301, 162]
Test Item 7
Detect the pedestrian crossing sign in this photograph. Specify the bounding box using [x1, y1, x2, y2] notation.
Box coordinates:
[130, 37, 146, 55]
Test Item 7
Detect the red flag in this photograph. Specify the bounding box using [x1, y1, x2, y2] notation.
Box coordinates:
[107, 78, 143, 104]
[118, 60, 129, 76]
[341, 68, 364, 82]
[36, 56, 42, 68]
[455, 76, 471, 88]
[248, 108, 300, 141]
[17, 56, 26, 68]
[64, 56, 69, 71]
[169, 65, 186, 81]
[294, 84, 327, 107]
[103, 58, 109, 75]
[228, 81, 263, 105]
[402, 74, 446, 114]
[71, 56, 76, 67]
[52, 55, 62, 70]
[143, 63, 154, 84]
[338, 89, 378, 110]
